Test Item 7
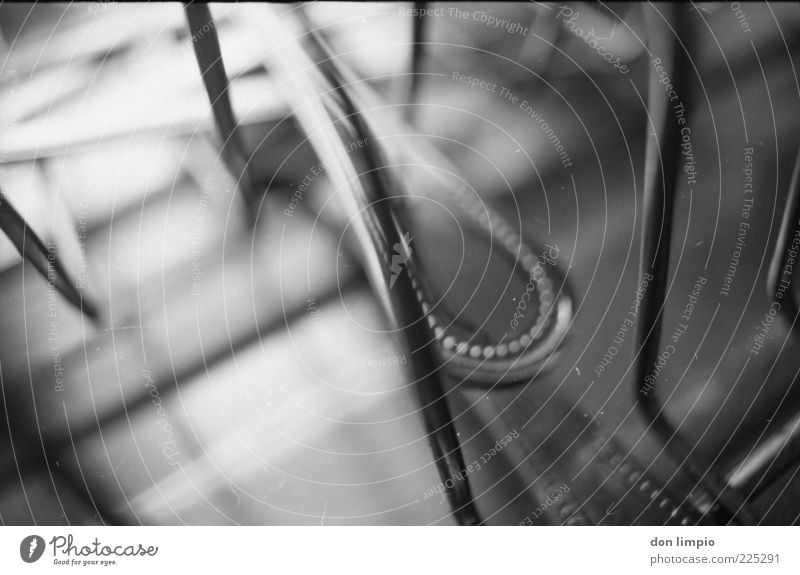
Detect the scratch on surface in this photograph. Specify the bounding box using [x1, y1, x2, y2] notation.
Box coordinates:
[229, 471, 243, 507]
[100, 325, 147, 333]
[111, 437, 133, 473]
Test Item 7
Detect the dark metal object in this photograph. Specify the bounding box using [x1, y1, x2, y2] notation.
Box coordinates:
[633, 4, 754, 525]
[726, 409, 800, 499]
[184, 3, 257, 214]
[0, 188, 97, 320]
[405, 2, 427, 125]
[721, 150, 800, 498]
[282, 7, 482, 526]
[767, 149, 800, 331]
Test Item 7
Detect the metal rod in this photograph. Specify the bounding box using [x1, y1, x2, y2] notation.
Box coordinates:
[634, 3, 755, 525]
[0, 187, 98, 320]
[184, 3, 257, 215]
[766, 149, 800, 331]
[724, 149, 800, 498]
[405, 2, 427, 125]
[282, 6, 482, 525]
[725, 407, 800, 497]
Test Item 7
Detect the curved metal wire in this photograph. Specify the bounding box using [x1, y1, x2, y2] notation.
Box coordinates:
[634, 3, 755, 525]
[249, 4, 482, 525]
[767, 149, 800, 330]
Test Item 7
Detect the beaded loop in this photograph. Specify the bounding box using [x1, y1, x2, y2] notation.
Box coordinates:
[408, 187, 562, 362]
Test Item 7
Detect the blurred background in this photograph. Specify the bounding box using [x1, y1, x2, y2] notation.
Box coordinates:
[1, 2, 800, 525]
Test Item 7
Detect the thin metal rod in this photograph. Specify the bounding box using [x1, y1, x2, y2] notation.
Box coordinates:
[405, 2, 427, 125]
[184, 3, 257, 212]
[634, 4, 755, 525]
[291, 7, 482, 526]
[723, 149, 800, 498]
[725, 407, 800, 498]
[767, 149, 800, 330]
[0, 188, 98, 320]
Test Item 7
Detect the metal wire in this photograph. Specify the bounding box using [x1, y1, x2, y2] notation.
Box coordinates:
[404, 2, 427, 125]
[634, 3, 755, 525]
[255, 5, 483, 525]
[0, 187, 98, 320]
[767, 149, 800, 332]
[184, 2, 257, 217]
